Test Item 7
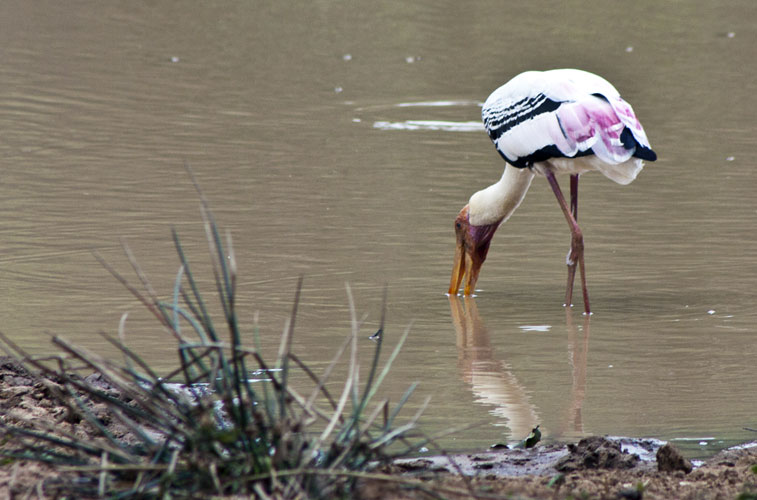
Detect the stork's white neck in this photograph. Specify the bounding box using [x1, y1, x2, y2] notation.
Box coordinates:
[468, 165, 535, 226]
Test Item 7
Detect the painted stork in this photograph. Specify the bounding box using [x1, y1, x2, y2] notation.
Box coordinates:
[448, 69, 657, 314]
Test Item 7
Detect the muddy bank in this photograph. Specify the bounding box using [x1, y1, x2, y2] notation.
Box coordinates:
[1, 357, 756, 499]
[367, 437, 757, 499]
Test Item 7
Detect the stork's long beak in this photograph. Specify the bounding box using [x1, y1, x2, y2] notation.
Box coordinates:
[448, 235, 484, 296]
[448, 236, 468, 295]
[448, 205, 491, 296]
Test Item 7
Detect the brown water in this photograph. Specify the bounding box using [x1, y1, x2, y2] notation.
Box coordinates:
[1, 1, 756, 457]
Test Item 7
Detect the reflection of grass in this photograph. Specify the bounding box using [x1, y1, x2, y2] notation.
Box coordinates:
[0, 175, 442, 498]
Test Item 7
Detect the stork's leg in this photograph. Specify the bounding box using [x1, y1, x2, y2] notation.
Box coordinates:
[570, 174, 579, 219]
[544, 171, 591, 315]
[564, 174, 580, 306]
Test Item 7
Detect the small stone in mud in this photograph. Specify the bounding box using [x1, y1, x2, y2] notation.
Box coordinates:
[656, 443, 693, 474]
[554, 436, 639, 472]
[617, 488, 643, 500]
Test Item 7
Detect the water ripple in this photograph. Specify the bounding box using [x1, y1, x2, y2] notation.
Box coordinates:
[373, 119, 483, 132]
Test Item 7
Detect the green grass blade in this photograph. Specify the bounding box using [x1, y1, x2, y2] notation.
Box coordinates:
[276, 276, 303, 420]
[171, 264, 185, 336]
[171, 228, 218, 343]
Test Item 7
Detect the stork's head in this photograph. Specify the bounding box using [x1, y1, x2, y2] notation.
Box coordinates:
[448, 204, 500, 296]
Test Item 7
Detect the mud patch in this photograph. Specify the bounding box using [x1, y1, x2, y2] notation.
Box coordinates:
[555, 436, 640, 472]
[393, 442, 571, 477]
[657, 443, 693, 473]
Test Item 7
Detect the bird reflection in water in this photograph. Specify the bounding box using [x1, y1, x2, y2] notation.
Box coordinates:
[448, 296, 590, 443]
[558, 309, 590, 438]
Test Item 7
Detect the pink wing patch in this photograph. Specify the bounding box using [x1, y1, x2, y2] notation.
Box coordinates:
[554, 96, 637, 164]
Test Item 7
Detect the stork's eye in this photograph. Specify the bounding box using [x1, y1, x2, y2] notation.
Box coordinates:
[456, 222, 462, 229]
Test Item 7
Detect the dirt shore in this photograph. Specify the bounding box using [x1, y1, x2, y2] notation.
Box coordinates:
[1, 357, 756, 499]
[362, 438, 757, 499]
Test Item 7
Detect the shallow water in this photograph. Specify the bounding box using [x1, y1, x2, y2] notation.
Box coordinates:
[1, 1, 756, 457]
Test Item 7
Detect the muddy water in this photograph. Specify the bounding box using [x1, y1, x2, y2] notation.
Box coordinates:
[1, 2, 756, 456]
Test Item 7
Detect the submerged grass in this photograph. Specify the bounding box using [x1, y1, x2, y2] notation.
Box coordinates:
[0, 175, 454, 499]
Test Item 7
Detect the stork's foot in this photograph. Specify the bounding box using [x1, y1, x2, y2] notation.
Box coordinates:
[564, 253, 578, 308]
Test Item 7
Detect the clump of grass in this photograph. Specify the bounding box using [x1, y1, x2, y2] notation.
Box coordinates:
[0, 178, 445, 499]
